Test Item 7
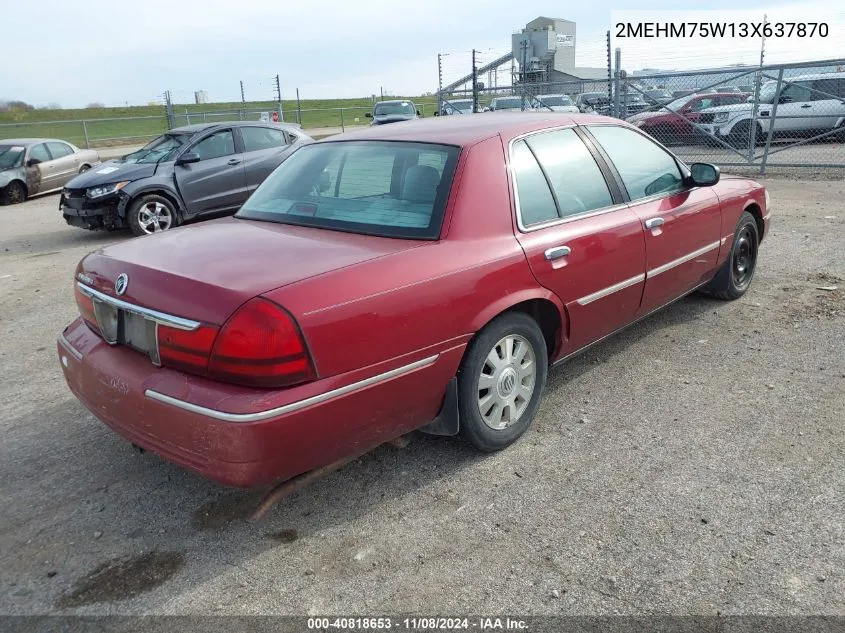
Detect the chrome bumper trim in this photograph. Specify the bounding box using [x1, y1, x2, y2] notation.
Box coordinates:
[76, 282, 200, 331]
[576, 273, 645, 306]
[145, 354, 440, 423]
[58, 332, 83, 361]
[647, 240, 721, 278]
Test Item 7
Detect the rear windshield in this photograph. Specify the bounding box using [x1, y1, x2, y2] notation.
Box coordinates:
[536, 96, 572, 106]
[374, 101, 416, 116]
[237, 141, 461, 239]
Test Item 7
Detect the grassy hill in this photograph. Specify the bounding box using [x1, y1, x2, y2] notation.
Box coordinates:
[0, 96, 439, 147]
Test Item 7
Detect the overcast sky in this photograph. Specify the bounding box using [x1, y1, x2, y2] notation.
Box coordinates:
[2, 0, 841, 107]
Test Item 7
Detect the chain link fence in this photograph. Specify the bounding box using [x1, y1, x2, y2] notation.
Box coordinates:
[437, 56, 845, 174]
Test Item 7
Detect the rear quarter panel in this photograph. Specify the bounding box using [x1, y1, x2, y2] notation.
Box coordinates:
[263, 135, 558, 380]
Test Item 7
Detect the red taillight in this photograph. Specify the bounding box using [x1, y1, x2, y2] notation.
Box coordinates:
[158, 324, 219, 374]
[74, 285, 99, 333]
[207, 298, 316, 388]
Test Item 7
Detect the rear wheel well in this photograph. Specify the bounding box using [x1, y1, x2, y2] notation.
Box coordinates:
[744, 203, 764, 243]
[505, 299, 562, 361]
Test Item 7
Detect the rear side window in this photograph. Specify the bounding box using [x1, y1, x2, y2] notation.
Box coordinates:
[524, 129, 613, 218]
[811, 78, 845, 100]
[240, 127, 289, 151]
[47, 142, 73, 158]
[511, 140, 558, 226]
[587, 125, 684, 201]
[237, 141, 460, 239]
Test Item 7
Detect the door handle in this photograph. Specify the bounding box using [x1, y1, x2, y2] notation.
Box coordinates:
[544, 245, 571, 261]
[800, 104, 812, 109]
[645, 217, 665, 229]
[227, 158, 241, 165]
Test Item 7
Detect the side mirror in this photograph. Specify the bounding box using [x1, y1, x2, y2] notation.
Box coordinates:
[689, 162, 720, 187]
[26, 158, 39, 167]
[176, 151, 200, 166]
[365, 112, 373, 118]
[416, 109, 421, 116]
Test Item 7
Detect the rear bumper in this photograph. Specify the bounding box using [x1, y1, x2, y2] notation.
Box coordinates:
[57, 318, 463, 488]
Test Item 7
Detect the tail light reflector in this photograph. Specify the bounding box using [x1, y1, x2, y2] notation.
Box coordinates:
[74, 285, 99, 333]
[207, 298, 316, 388]
[158, 324, 219, 374]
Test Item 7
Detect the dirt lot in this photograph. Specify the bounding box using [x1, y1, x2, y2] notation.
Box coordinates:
[0, 178, 843, 617]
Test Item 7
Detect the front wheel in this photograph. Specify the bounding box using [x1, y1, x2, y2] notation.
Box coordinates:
[457, 312, 548, 452]
[2, 181, 27, 205]
[128, 194, 178, 236]
[702, 211, 760, 300]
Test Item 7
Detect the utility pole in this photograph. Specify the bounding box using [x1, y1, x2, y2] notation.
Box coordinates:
[273, 74, 284, 122]
[748, 12, 768, 161]
[437, 53, 443, 116]
[240, 80, 245, 104]
[613, 48, 622, 119]
[471, 49, 479, 113]
[606, 30, 612, 104]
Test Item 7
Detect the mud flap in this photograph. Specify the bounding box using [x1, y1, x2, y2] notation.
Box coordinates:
[419, 377, 460, 436]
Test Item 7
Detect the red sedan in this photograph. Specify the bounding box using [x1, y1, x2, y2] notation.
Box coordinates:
[57, 113, 770, 488]
[627, 92, 750, 144]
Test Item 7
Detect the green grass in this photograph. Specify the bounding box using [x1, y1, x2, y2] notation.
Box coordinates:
[0, 96, 439, 148]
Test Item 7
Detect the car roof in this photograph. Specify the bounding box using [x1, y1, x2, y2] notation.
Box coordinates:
[168, 121, 304, 134]
[320, 112, 616, 147]
[775, 71, 845, 81]
[534, 94, 570, 98]
[0, 138, 74, 146]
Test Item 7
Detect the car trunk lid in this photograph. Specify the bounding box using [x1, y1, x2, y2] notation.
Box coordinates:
[77, 216, 423, 327]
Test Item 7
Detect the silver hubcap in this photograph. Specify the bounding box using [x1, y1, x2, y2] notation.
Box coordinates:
[477, 334, 537, 430]
[137, 202, 172, 233]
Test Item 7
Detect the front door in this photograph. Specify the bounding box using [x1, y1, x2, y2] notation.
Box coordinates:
[25, 143, 54, 193]
[509, 127, 646, 357]
[585, 124, 722, 316]
[175, 128, 248, 215]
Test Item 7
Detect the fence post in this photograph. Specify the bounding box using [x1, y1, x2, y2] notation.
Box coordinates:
[340, 107, 345, 132]
[296, 88, 302, 125]
[613, 48, 622, 118]
[759, 68, 784, 176]
[747, 67, 765, 163]
[81, 120, 90, 149]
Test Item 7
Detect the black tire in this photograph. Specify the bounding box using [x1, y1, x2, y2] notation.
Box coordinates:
[128, 194, 179, 236]
[2, 181, 27, 205]
[702, 211, 760, 300]
[457, 311, 548, 452]
[79, 164, 91, 173]
[729, 120, 762, 149]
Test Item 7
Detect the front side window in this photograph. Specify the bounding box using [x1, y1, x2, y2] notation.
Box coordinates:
[523, 129, 613, 219]
[192, 129, 235, 160]
[780, 81, 812, 103]
[237, 141, 460, 239]
[587, 125, 684, 201]
[47, 142, 73, 158]
[240, 127, 288, 152]
[688, 98, 715, 112]
[29, 144, 51, 163]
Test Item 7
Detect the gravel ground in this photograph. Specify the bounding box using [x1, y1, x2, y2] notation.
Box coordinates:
[0, 178, 843, 617]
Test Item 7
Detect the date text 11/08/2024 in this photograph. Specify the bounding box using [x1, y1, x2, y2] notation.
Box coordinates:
[306, 617, 529, 630]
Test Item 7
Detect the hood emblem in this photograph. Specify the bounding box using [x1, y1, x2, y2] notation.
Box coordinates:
[114, 273, 129, 296]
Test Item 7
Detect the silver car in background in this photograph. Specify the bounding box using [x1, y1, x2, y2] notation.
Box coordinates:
[532, 94, 579, 113]
[0, 139, 100, 204]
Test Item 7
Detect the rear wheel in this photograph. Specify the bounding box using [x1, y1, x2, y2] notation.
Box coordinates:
[457, 312, 548, 452]
[2, 181, 26, 205]
[78, 164, 91, 173]
[702, 211, 759, 300]
[128, 194, 178, 236]
[729, 120, 763, 148]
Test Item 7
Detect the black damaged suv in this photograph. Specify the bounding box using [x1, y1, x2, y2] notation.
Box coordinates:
[60, 121, 311, 235]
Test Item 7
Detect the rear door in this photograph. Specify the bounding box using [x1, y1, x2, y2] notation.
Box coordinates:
[510, 127, 646, 357]
[237, 125, 296, 192]
[175, 127, 247, 215]
[809, 78, 845, 131]
[585, 124, 722, 316]
[46, 142, 80, 187]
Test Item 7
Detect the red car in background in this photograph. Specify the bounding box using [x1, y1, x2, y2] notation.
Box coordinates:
[627, 92, 750, 144]
[57, 113, 770, 489]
